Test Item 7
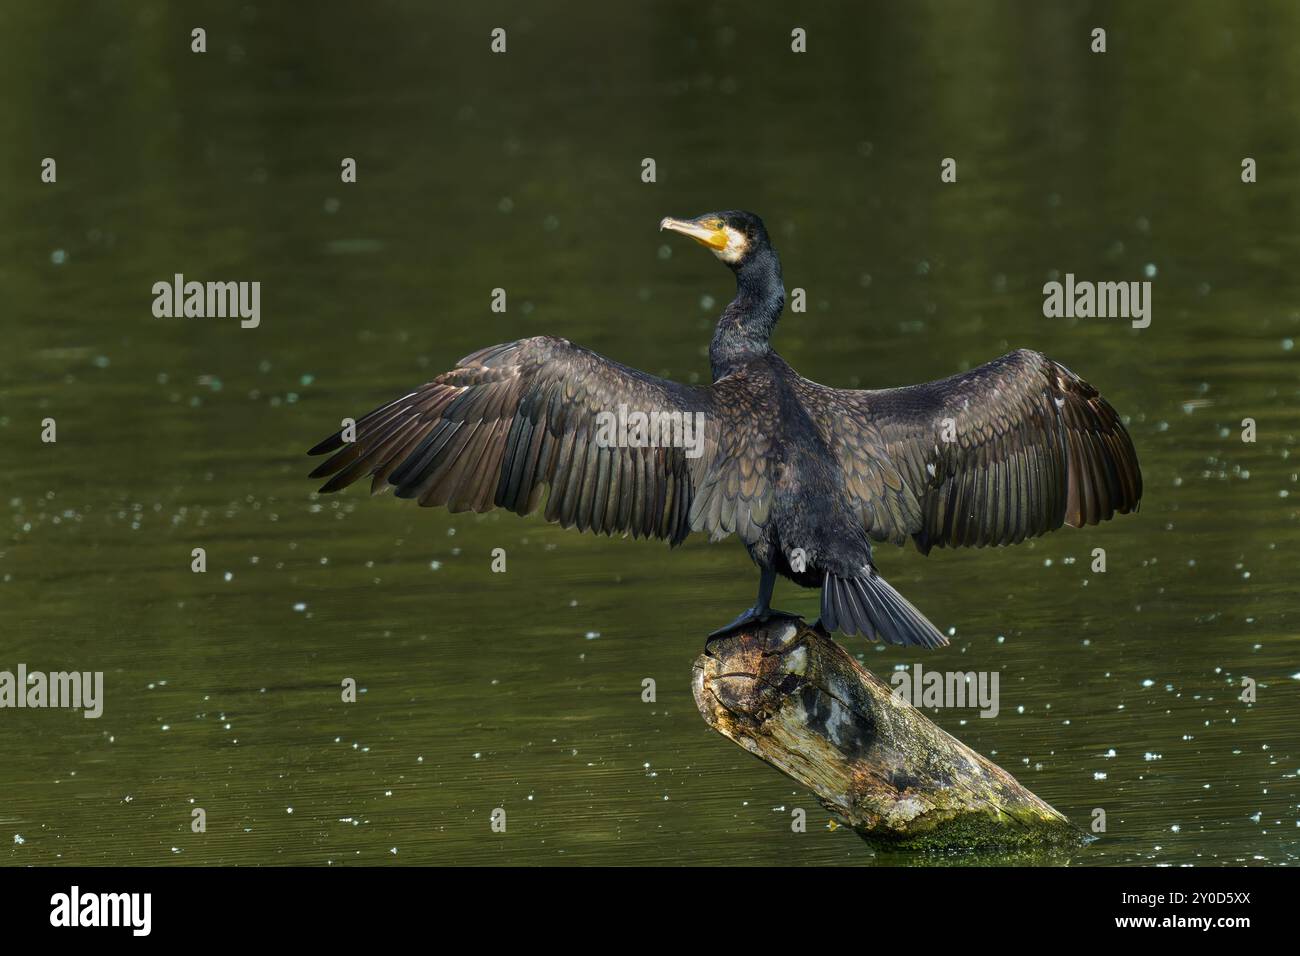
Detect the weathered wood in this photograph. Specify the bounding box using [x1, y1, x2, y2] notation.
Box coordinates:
[692, 615, 1086, 851]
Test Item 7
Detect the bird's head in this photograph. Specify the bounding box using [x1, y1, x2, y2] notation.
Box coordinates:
[659, 210, 770, 268]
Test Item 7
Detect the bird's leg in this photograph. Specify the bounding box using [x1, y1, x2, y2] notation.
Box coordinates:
[755, 565, 775, 613]
[707, 568, 777, 638]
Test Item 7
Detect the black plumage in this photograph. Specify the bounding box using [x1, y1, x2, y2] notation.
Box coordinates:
[308, 210, 1142, 647]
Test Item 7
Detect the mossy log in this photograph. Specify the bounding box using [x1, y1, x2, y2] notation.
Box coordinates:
[692, 615, 1086, 851]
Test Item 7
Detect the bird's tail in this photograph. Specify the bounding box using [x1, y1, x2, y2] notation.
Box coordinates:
[821, 570, 949, 648]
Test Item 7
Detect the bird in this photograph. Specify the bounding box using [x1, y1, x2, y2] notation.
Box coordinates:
[307, 210, 1142, 648]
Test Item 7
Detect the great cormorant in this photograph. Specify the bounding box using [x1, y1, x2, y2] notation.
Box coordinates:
[308, 211, 1142, 647]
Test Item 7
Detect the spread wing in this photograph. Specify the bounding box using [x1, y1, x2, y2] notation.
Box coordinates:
[307, 336, 772, 546]
[813, 348, 1142, 553]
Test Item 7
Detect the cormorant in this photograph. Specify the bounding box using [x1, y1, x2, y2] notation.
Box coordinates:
[308, 211, 1142, 647]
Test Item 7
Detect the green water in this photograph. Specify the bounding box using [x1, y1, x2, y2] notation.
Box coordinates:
[2, 0, 1297, 866]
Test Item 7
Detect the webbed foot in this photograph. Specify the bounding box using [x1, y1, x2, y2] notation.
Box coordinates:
[707, 604, 772, 640]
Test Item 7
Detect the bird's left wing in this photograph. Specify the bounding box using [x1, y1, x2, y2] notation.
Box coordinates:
[308, 336, 761, 546]
[805, 348, 1142, 553]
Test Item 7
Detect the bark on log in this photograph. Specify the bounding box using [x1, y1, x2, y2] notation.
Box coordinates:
[692, 615, 1086, 851]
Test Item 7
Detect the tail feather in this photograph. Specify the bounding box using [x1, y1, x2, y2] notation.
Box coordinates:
[821, 571, 949, 648]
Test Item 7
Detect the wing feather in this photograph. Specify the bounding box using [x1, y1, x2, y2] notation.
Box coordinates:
[307, 336, 768, 546]
[807, 348, 1141, 553]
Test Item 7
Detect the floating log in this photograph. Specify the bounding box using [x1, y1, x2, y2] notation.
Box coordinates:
[692, 615, 1086, 851]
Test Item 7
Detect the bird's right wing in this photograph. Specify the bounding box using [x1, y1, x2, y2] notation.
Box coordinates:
[307, 336, 771, 546]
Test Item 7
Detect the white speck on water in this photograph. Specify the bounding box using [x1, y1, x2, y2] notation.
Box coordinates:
[286, 807, 293, 814]
[429, 561, 442, 571]
[51, 249, 67, 265]
[1103, 749, 1117, 758]
[1093, 772, 1108, 780]
[292, 602, 307, 612]
[1141, 679, 1154, 687]
[12, 834, 24, 845]
[585, 630, 600, 640]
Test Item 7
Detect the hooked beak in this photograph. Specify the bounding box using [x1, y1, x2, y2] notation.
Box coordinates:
[659, 216, 729, 251]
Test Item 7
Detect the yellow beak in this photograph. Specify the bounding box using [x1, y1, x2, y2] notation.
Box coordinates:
[659, 216, 729, 251]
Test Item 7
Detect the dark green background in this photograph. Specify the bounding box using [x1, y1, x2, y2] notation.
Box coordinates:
[1, 0, 1296, 865]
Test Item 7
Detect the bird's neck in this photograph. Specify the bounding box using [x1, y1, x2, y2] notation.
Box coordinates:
[710, 248, 785, 379]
